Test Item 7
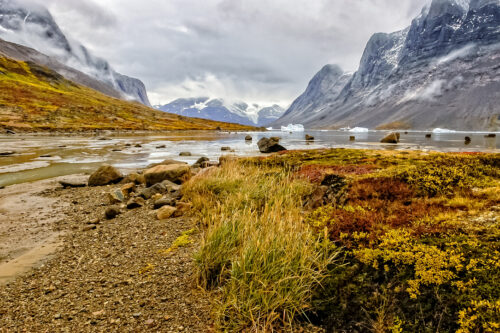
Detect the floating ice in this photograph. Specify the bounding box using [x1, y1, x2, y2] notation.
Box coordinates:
[432, 128, 456, 134]
[281, 124, 305, 132]
[266, 127, 274, 131]
[348, 127, 369, 133]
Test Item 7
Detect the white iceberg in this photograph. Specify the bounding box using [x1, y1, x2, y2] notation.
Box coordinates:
[432, 128, 456, 133]
[348, 127, 369, 133]
[266, 127, 274, 131]
[281, 124, 305, 132]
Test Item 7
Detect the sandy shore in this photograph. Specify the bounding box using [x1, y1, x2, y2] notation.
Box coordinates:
[0, 176, 212, 331]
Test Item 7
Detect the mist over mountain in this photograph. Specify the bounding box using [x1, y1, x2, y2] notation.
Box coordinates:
[276, 0, 500, 130]
[0, 0, 151, 106]
[156, 98, 285, 127]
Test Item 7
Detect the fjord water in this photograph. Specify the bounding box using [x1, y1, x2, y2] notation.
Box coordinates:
[0, 130, 498, 187]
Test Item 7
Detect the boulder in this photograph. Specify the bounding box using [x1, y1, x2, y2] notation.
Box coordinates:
[121, 183, 136, 197]
[349, 136, 356, 141]
[465, 136, 472, 145]
[257, 137, 287, 153]
[127, 197, 145, 209]
[140, 183, 167, 199]
[179, 152, 192, 156]
[144, 164, 191, 186]
[425, 134, 432, 139]
[380, 132, 400, 144]
[105, 206, 121, 220]
[123, 173, 145, 185]
[88, 165, 123, 186]
[108, 190, 125, 204]
[245, 135, 252, 141]
[305, 134, 315, 141]
[221, 147, 231, 151]
[173, 202, 193, 218]
[147, 159, 187, 168]
[161, 180, 182, 192]
[154, 198, 176, 210]
[151, 193, 163, 201]
[5, 129, 16, 135]
[485, 133, 497, 138]
[156, 145, 166, 149]
[157, 206, 176, 220]
[195, 157, 210, 165]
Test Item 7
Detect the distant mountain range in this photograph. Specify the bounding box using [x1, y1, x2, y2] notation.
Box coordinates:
[276, 0, 500, 130]
[0, 0, 151, 106]
[156, 98, 285, 127]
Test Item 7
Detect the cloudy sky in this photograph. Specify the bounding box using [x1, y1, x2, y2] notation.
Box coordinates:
[38, 0, 430, 107]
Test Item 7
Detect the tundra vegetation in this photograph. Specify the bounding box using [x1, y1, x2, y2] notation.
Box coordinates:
[0, 56, 253, 132]
[183, 149, 500, 332]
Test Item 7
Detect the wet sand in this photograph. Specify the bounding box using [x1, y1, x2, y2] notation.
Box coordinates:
[0, 176, 86, 284]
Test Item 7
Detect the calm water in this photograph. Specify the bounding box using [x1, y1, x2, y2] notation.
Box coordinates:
[0, 130, 498, 187]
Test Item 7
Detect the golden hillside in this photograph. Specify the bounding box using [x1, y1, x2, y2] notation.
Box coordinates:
[0, 56, 254, 132]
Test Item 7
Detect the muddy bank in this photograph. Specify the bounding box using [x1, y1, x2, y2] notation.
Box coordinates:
[0, 175, 212, 331]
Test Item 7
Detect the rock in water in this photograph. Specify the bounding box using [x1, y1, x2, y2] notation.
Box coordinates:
[88, 165, 123, 186]
[465, 136, 472, 145]
[157, 206, 176, 220]
[221, 147, 231, 151]
[0, 151, 15, 156]
[245, 135, 252, 141]
[305, 134, 315, 141]
[179, 152, 192, 156]
[350, 136, 356, 141]
[257, 137, 287, 153]
[144, 164, 191, 186]
[381, 132, 400, 144]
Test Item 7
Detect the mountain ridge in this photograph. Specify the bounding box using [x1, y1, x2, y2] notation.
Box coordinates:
[276, 0, 500, 130]
[0, 0, 151, 106]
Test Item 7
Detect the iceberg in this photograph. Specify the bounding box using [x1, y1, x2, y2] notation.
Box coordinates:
[432, 128, 456, 134]
[281, 124, 305, 132]
[348, 127, 369, 133]
[266, 127, 274, 131]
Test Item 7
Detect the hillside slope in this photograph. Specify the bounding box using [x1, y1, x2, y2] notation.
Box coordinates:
[0, 56, 253, 132]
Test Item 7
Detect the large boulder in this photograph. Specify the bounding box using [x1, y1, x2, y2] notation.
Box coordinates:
[380, 132, 400, 144]
[88, 164, 123, 186]
[257, 137, 287, 153]
[144, 164, 191, 186]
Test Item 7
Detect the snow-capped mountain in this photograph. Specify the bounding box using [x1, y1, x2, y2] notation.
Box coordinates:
[0, 0, 151, 106]
[276, 0, 500, 130]
[156, 98, 285, 127]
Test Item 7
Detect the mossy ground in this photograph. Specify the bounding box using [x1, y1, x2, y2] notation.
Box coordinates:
[0, 56, 254, 132]
[184, 148, 500, 332]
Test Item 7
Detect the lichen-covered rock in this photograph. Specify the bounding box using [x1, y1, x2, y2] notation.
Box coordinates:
[88, 165, 123, 186]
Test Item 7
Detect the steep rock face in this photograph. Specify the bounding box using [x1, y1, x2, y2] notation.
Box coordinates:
[276, 0, 500, 130]
[157, 98, 285, 126]
[0, 0, 151, 106]
[277, 65, 352, 126]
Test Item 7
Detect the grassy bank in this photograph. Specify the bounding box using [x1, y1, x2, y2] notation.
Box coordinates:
[0, 56, 253, 132]
[183, 149, 500, 332]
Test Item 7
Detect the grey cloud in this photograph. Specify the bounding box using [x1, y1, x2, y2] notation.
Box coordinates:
[29, 0, 429, 106]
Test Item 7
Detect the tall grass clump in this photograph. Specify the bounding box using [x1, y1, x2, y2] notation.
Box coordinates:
[183, 160, 337, 331]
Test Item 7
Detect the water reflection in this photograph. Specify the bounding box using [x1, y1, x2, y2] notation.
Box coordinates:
[0, 130, 498, 187]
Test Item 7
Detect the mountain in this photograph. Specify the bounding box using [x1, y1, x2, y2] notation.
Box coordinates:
[156, 98, 285, 127]
[0, 53, 254, 132]
[276, 0, 500, 130]
[0, 0, 151, 106]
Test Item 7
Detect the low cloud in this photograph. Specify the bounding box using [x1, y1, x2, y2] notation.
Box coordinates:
[22, 0, 430, 105]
